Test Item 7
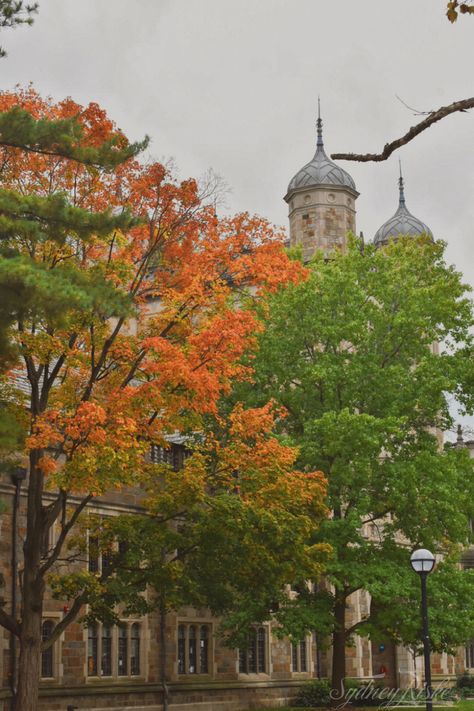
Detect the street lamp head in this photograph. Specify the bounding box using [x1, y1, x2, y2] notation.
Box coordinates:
[410, 548, 435, 574]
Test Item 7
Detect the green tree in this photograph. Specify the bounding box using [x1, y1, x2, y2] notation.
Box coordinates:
[238, 236, 474, 694]
[368, 556, 474, 688]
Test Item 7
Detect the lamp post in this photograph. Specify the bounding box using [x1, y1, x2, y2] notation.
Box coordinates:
[410, 548, 435, 711]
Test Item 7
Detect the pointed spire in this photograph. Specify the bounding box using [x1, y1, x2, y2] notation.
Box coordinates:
[316, 96, 324, 149]
[398, 159, 406, 208]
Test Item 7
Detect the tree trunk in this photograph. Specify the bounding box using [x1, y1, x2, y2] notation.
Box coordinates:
[15, 576, 44, 711]
[15, 451, 46, 711]
[331, 594, 347, 704]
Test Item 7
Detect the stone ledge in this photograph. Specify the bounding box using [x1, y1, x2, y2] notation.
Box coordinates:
[0, 678, 308, 700]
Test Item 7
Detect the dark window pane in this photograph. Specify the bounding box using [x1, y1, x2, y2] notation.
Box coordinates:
[41, 620, 54, 678]
[131, 623, 140, 676]
[188, 625, 197, 674]
[88, 536, 99, 573]
[118, 624, 128, 676]
[88, 624, 98, 676]
[178, 624, 186, 674]
[101, 625, 112, 676]
[200, 625, 209, 674]
[172, 444, 184, 471]
[300, 639, 307, 672]
[248, 630, 257, 673]
[239, 648, 247, 673]
[292, 643, 298, 672]
[467, 640, 474, 668]
[257, 627, 265, 673]
[102, 547, 113, 575]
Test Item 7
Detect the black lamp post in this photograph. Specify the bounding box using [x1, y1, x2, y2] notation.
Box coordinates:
[410, 548, 435, 711]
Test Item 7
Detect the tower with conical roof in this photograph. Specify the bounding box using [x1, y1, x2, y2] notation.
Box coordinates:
[284, 105, 358, 261]
[373, 164, 433, 246]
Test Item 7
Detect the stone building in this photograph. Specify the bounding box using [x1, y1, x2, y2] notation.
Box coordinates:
[0, 116, 472, 711]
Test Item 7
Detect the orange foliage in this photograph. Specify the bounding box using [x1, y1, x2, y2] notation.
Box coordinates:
[4, 88, 309, 495]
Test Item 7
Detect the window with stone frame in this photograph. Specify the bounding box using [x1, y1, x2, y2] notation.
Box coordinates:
[41, 619, 55, 679]
[177, 623, 211, 675]
[87, 529, 115, 575]
[291, 637, 309, 673]
[87, 621, 142, 679]
[466, 639, 474, 669]
[150, 443, 189, 471]
[239, 627, 267, 674]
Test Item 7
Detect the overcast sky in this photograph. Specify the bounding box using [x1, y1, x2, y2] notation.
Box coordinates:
[1, 0, 473, 432]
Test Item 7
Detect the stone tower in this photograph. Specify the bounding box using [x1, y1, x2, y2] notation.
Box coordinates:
[284, 109, 358, 261]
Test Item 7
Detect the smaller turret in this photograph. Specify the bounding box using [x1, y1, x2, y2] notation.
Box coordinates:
[374, 164, 433, 247]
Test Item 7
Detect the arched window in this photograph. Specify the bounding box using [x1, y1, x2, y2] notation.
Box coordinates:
[200, 625, 209, 674]
[130, 623, 140, 676]
[88, 624, 98, 676]
[118, 624, 128, 676]
[101, 625, 112, 676]
[41, 620, 55, 678]
[188, 625, 197, 673]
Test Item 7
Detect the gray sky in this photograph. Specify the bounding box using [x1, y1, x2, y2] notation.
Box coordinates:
[1, 0, 473, 432]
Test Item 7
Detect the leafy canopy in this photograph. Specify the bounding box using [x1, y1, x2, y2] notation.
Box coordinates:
[236, 235, 474, 663]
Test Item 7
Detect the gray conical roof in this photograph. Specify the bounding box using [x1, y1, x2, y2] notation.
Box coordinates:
[285, 116, 357, 201]
[374, 174, 433, 246]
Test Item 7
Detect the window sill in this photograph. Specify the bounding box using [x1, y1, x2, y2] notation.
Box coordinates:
[86, 676, 146, 683]
[237, 673, 270, 679]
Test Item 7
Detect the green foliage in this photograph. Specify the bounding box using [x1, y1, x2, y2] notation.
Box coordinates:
[457, 673, 474, 698]
[236, 235, 474, 679]
[294, 679, 331, 707]
[0, 188, 137, 244]
[0, 107, 148, 167]
[458, 673, 474, 689]
[0, 101, 147, 375]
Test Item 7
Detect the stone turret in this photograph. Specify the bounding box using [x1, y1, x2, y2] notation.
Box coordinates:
[284, 107, 358, 261]
[373, 165, 433, 246]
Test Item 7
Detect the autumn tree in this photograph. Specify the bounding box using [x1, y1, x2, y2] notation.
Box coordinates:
[0, 88, 307, 711]
[236, 236, 474, 695]
[61, 402, 327, 710]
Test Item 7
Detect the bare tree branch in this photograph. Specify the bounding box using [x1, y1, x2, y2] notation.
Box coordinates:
[39, 493, 94, 576]
[331, 97, 474, 162]
[41, 594, 85, 651]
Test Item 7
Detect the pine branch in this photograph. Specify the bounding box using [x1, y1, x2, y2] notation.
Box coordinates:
[0, 1, 38, 58]
[331, 97, 474, 162]
[0, 188, 138, 243]
[0, 107, 148, 169]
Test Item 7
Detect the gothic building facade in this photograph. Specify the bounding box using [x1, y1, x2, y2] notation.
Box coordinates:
[0, 118, 472, 711]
